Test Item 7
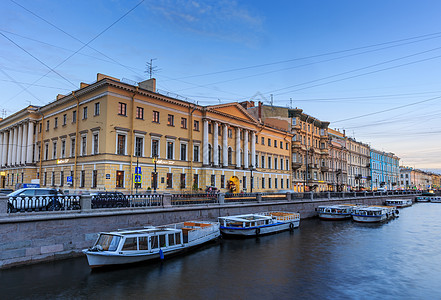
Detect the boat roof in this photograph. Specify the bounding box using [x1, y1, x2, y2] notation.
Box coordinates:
[218, 214, 272, 222]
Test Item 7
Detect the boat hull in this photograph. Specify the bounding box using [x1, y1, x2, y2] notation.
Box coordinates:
[318, 213, 351, 220]
[220, 220, 299, 237]
[83, 231, 220, 268]
[352, 214, 387, 223]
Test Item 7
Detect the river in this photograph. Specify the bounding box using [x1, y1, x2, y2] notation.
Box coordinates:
[1, 202, 440, 299]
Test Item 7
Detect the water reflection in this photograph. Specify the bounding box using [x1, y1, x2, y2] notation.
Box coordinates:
[2, 203, 441, 299]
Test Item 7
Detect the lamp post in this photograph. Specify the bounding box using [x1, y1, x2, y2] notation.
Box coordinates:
[250, 165, 254, 193]
[153, 154, 158, 193]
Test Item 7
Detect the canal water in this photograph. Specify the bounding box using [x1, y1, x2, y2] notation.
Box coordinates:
[2, 203, 441, 299]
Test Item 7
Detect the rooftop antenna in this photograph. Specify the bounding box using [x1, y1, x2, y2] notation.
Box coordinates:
[290, 97, 293, 109]
[270, 94, 273, 107]
[145, 58, 159, 79]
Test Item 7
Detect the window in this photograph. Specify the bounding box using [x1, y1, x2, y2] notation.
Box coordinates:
[228, 148, 232, 165]
[261, 155, 265, 168]
[286, 142, 289, 150]
[167, 114, 174, 126]
[193, 145, 199, 162]
[51, 171, 55, 186]
[275, 140, 277, 148]
[118, 102, 127, 116]
[180, 173, 186, 189]
[194, 120, 199, 131]
[54, 117, 58, 128]
[262, 177, 265, 189]
[92, 170, 97, 188]
[43, 172, 47, 186]
[268, 178, 272, 189]
[44, 143, 49, 160]
[116, 170, 124, 188]
[228, 129, 232, 138]
[135, 137, 143, 157]
[46, 120, 50, 131]
[193, 174, 199, 190]
[63, 114, 67, 125]
[268, 157, 272, 169]
[60, 171, 64, 187]
[280, 158, 283, 170]
[243, 176, 246, 190]
[81, 135, 87, 156]
[93, 133, 99, 155]
[80, 170, 85, 188]
[117, 134, 126, 155]
[280, 141, 283, 148]
[261, 137, 265, 145]
[275, 178, 278, 189]
[166, 141, 174, 160]
[72, 110, 77, 123]
[166, 173, 173, 188]
[208, 123, 212, 134]
[61, 140, 66, 158]
[52, 141, 57, 159]
[70, 137, 75, 157]
[181, 118, 187, 129]
[274, 158, 278, 170]
[136, 107, 144, 119]
[268, 139, 271, 146]
[151, 139, 159, 157]
[180, 144, 187, 161]
[83, 107, 88, 120]
[211, 175, 215, 187]
[221, 175, 225, 188]
[94, 102, 100, 116]
[153, 111, 160, 123]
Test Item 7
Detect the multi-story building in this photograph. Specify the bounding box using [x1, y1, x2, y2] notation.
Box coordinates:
[247, 104, 329, 192]
[371, 149, 400, 190]
[0, 73, 292, 193]
[346, 138, 370, 191]
[328, 128, 348, 191]
[399, 167, 431, 190]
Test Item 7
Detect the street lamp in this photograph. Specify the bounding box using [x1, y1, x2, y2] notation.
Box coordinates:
[250, 165, 254, 193]
[153, 154, 158, 193]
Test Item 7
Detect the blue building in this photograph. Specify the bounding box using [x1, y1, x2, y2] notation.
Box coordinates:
[370, 149, 400, 190]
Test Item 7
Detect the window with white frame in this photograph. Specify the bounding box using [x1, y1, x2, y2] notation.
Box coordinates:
[94, 102, 100, 116]
[44, 142, 49, 160]
[81, 135, 87, 156]
[193, 144, 200, 162]
[151, 139, 159, 157]
[117, 133, 126, 155]
[166, 141, 174, 160]
[52, 141, 57, 159]
[135, 136, 143, 157]
[61, 139, 66, 158]
[70, 137, 75, 157]
[92, 132, 99, 155]
[180, 143, 187, 161]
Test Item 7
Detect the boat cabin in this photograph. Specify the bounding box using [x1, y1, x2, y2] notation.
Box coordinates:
[219, 214, 273, 228]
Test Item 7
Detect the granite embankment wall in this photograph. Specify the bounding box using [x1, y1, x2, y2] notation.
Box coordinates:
[0, 195, 412, 269]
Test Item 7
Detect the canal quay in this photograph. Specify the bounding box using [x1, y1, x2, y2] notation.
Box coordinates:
[1, 200, 440, 299]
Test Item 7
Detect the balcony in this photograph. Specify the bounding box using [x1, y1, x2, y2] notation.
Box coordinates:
[292, 140, 302, 148]
[292, 162, 302, 169]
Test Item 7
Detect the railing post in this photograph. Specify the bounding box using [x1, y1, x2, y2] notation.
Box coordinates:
[310, 192, 314, 201]
[0, 196, 8, 216]
[327, 191, 331, 199]
[162, 193, 172, 208]
[218, 193, 225, 204]
[364, 191, 367, 197]
[80, 195, 92, 212]
[286, 192, 292, 201]
[342, 191, 345, 199]
[256, 193, 262, 202]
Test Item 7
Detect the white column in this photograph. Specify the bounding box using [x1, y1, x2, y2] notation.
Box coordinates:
[16, 124, 23, 165]
[0, 132, 3, 167]
[236, 127, 241, 168]
[21, 123, 28, 164]
[2, 131, 8, 167]
[222, 124, 228, 167]
[251, 131, 256, 168]
[213, 122, 219, 167]
[8, 128, 14, 165]
[11, 127, 18, 165]
[26, 122, 34, 164]
[202, 119, 209, 165]
[244, 130, 249, 169]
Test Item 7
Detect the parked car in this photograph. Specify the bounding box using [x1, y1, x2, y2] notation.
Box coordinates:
[91, 191, 129, 208]
[8, 188, 64, 211]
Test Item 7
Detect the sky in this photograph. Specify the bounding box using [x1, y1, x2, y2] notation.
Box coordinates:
[1, 0, 441, 170]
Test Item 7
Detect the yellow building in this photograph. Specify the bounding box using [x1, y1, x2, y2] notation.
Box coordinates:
[0, 74, 292, 193]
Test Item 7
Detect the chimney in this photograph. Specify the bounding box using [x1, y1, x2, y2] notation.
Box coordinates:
[138, 78, 156, 92]
[258, 101, 262, 120]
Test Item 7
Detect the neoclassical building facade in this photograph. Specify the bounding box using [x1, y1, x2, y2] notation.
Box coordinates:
[0, 73, 292, 193]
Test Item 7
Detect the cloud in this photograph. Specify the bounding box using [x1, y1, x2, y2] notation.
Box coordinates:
[146, 0, 264, 45]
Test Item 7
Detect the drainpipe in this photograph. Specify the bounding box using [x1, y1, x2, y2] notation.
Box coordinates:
[72, 92, 80, 191]
[37, 108, 44, 186]
[129, 87, 138, 194]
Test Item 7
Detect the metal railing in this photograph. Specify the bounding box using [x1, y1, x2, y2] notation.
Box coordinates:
[171, 193, 218, 205]
[7, 195, 81, 213]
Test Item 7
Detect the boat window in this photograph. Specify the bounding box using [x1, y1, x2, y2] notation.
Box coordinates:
[168, 234, 175, 246]
[139, 236, 148, 250]
[95, 234, 121, 251]
[175, 233, 181, 244]
[122, 237, 137, 251]
[159, 235, 166, 248]
[150, 235, 159, 249]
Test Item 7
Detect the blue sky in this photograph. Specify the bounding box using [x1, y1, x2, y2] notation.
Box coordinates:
[1, 0, 441, 169]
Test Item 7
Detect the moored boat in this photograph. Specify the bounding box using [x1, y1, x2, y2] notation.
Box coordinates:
[317, 204, 355, 220]
[351, 206, 399, 223]
[384, 198, 413, 208]
[429, 196, 441, 203]
[82, 221, 220, 268]
[218, 211, 300, 237]
[415, 196, 430, 202]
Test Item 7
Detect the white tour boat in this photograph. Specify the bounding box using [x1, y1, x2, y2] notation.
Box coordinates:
[83, 221, 220, 268]
[429, 196, 441, 203]
[415, 196, 430, 202]
[351, 206, 399, 223]
[218, 211, 300, 237]
[384, 199, 413, 208]
[317, 204, 355, 220]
